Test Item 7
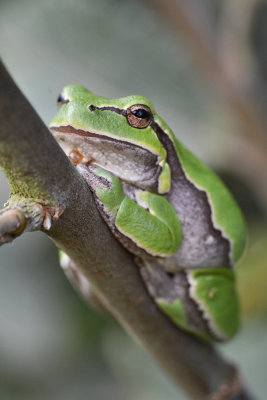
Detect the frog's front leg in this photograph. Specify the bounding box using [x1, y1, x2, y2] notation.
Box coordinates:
[83, 166, 183, 258]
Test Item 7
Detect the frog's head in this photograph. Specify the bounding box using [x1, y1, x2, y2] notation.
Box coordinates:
[50, 85, 170, 193]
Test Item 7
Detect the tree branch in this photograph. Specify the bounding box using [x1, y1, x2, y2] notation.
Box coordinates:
[0, 60, 254, 400]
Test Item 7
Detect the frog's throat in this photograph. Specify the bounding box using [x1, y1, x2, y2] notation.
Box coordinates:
[50, 125, 162, 192]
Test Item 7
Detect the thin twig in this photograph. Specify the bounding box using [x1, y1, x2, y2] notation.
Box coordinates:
[0, 208, 26, 243]
[145, 0, 267, 149]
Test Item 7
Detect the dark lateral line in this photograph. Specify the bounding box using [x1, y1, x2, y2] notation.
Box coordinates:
[150, 121, 179, 168]
[89, 105, 126, 116]
[150, 121, 164, 136]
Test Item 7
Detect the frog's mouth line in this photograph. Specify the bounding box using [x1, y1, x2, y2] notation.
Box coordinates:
[51, 124, 150, 151]
[51, 124, 123, 142]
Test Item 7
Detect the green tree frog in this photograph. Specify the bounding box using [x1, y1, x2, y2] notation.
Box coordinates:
[50, 85, 247, 342]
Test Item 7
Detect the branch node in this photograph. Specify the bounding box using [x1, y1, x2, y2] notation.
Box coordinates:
[39, 205, 65, 231]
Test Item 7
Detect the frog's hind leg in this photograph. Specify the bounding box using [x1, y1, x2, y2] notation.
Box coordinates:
[139, 261, 239, 342]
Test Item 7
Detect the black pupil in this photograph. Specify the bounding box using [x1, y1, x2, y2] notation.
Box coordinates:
[132, 109, 149, 119]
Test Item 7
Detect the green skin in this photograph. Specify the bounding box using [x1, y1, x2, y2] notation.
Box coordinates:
[50, 85, 247, 342]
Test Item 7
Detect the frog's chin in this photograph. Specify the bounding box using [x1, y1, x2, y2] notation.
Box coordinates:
[50, 125, 162, 192]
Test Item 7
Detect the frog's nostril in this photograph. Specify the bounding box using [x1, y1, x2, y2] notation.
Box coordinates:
[57, 93, 69, 108]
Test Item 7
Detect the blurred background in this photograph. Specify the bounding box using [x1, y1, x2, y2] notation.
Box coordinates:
[0, 0, 267, 399]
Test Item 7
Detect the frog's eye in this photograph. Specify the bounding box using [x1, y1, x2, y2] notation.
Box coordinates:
[126, 104, 153, 129]
[57, 92, 69, 109]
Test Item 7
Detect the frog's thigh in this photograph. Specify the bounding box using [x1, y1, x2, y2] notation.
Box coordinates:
[188, 268, 240, 340]
[115, 194, 182, 257]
